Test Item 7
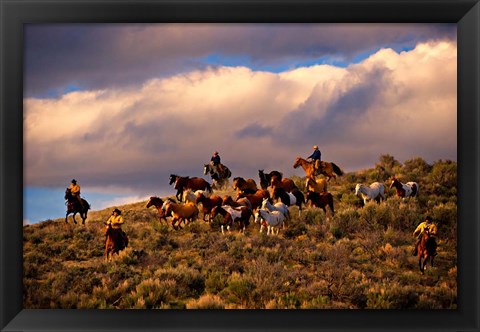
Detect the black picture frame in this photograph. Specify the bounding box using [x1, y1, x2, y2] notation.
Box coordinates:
[1, 0, 479, 331]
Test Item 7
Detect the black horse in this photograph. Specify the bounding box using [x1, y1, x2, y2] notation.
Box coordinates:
[258, 169, 283, 190]
[64, 188, 90, 224]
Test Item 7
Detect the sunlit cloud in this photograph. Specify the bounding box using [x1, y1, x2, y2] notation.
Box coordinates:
[24, 40, 456, 197]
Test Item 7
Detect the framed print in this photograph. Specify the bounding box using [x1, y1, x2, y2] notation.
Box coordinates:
[1, 0, 479, 331]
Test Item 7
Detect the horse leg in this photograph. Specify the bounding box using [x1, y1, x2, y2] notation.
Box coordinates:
[72, 212, 77, 224]
[329, 199, 335, 217]
[65, 212, 69, 224]
[419, 256, 424, 274]
[105, 243, 111, 262]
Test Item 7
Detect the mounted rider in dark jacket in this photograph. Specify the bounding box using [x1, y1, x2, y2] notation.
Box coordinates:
[210, 151, 225, 175]
[307, 146, 322, 174]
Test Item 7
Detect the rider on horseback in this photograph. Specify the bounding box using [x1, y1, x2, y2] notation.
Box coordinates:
[68, 179, 84, 209]
[412, 216, 437, 256]
[307, 146, 322, 175]
[105, 208, 128, 248]
[210, 151, 225, 176]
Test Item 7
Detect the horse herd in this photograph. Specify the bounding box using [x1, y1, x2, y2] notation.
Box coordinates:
[143, 157, 419, 237]
[63, 156, 430, 269]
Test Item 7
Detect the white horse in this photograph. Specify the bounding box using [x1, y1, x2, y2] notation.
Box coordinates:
[254, 209, 285, 235]
[182, 189, 209, 203]
[355, 182, 385, 205]
[261, 198, 290, 220]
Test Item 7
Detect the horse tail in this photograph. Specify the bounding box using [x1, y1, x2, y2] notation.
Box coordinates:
[331, 163, 344, 176]
[83, 199, 91, 210]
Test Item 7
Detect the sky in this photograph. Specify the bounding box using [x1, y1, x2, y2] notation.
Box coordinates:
[23, 23, 457, 224]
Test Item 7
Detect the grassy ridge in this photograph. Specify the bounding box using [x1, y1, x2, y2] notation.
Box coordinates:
[23, 155, 457, 309]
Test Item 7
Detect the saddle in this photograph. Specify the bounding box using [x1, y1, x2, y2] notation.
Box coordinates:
[313, 161, 322, 175]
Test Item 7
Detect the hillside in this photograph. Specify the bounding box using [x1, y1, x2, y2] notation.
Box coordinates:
[23, 156, 457, 309]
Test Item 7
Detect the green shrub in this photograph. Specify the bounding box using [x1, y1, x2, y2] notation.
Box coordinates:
[284, 222, 308, 238]
[154, 266, 205, 298]
[206, 271, 227, 294]
[186, 294, 226, 309]
[125, 278, 176, 309]
[222, 272, 256, 306]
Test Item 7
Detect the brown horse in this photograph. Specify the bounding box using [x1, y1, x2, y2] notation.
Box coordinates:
[233, 177, 258, 194]
[306, 177, 327, 194]
[64, 188, 91, 224]
[146, 196, 172, 224]
[270, 175, 297, 192]
[171, 175, 212, 201]
[222, 195, 253, 210]
[104, 224, 128, 261]
[162, 200, 199, 230]
[195, 192, 223, 222]
[305, 191, 335, 216]
[236, 189, 270, 210]
[293, 157, 344, 182]
[258, 169, 283, 190]
[211, 205, 252, 234]
[417, 230, 437, 274]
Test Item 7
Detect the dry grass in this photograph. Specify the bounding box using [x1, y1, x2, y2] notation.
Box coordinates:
[23, 157, 457, 309]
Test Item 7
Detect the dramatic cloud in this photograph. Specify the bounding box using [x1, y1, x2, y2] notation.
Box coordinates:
[24, 40, 457, 198]
[24, 23, 455, 97]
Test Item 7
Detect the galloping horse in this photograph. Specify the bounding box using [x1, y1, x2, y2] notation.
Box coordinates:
[105, 224, 128, 261]
[236, 189, 270, 210]
[254, 209, 286, 235]
[293, 157, 344, 182]
[258, 170, 283, 190]
[355, 182, 385, 205]
[272, 187, 304, 215]
[305, 191, 335, 216]
[204, 163, 231, 190]
[261, 198, 289, 221]
[171, 175, 212, 201]
[211, 205, 252, 234]
[162, 200, 199, 230]
[417, 230, 437, 274]
[146, 196, 171, 224]
[64, 188, 90, 224]
[306, 177, 327, 194]
[389, 178, 418, 198]
[195, 192, 223, 222]
[270, 175, 297, 192]
[233, 177, 258, 194]
[222, 195, 253, 210]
